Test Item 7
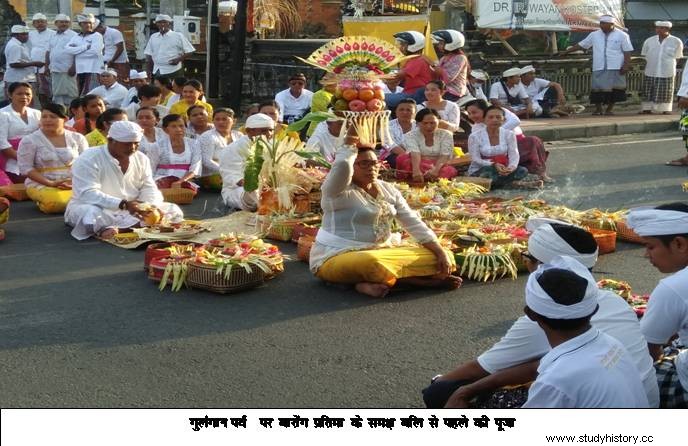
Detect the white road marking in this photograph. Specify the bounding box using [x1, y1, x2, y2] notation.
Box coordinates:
[550, 136, 682, 150]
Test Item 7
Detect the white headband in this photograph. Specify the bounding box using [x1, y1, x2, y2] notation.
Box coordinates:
[526, 256, 599, 319]
[245, 113, 275, 129]
[527, 221, 598, 269]
[626, 208, 688, 236]
[108, 121, 143, 143]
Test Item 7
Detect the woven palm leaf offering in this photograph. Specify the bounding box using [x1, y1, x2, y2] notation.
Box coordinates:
[292, 36, 414, 147]
[155, 234, 285, 293]
[243, 135, 327, 218]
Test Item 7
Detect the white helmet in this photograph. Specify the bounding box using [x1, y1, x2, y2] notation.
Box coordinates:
[432, 29, 465, 51]
[394, 30, 426, 53]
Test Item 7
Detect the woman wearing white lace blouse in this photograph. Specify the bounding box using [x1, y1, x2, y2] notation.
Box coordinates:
[417, 80, 461, 132]
[310, 126, 461, 298]
[146, 114, 202, 195]
[196, 107, 242, 190]
[467, 106, 540, 189]
[135, 106, 167, 155]
[396, 108, 457, 183]
[381, 98, 417, 168]
[17, 103, 88, 213]
[0, 82, 42, 185]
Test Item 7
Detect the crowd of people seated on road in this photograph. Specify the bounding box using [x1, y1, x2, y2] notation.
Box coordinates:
[1, 16, 688, 410]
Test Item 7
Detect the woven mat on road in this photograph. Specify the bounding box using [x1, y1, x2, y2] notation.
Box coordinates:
[101, 211, 259, 250]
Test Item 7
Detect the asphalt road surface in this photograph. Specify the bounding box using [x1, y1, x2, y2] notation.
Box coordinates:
[1, 132, 686, 407]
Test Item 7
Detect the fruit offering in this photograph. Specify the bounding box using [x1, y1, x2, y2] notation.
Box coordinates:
[296, 35, 413, 146]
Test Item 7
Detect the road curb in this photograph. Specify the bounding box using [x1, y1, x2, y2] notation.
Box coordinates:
[526, 119, 677, 142]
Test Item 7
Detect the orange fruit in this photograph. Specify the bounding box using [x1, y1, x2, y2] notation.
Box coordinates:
[373, 88, 385, 100]
[342, 88, 359, 101]
[358, 89, 375, 102]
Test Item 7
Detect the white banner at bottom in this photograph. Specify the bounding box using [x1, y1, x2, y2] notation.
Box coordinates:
[0, 408, 681, 445]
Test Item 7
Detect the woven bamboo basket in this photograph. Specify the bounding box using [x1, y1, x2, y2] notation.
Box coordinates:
[615, 221, 643, 244]
[0, 184, 29, 201]
[148, 257, 173, 283]
[452, 176, 492, 190]
[309, 190, 322, 214]
[587, 228, 617, 255]
[186, 261, 265, 294]
[291, 223, 319, 243]
[160, 187, 194, 204]
[297, 235, 315, 262]
[447, 155, 472, 168]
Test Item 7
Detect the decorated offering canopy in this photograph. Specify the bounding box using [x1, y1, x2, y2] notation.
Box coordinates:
[471, 0, 625, 31]
[296, 36, 413, 146]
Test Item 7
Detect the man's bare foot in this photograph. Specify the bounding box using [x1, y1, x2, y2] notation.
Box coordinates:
[98, 227, 119, 240]
[540, 174, 555, 183]
[355, 282, 390, 298]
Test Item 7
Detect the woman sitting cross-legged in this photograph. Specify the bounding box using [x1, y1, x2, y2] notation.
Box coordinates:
[395, 108, 457, 183]
[310, 125, 462, 298]
[17, 103, 89, 213]
[467, 106, 542, 189]
[465, 98, 551, 182]
[196, 107, 242, 190]
[146, 114, 201, 195]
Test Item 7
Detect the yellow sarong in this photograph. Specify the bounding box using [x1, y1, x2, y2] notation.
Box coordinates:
[198, 173, 223, 191]
[316, 246, 454, 287]
[26, 187, 73, 214]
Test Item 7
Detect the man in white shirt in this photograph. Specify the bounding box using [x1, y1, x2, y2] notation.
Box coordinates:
[96, 21, 130, 86]
[466, 70, 488, 102]
[427, 220, 659, 408]
[519, 65, 569, 117]
[274, 73, 313, 124]
[65, 13, 105, 95]
[640, 21, 683, 115]
[3, 25, 40, 97]
[305, 118, 345, 163]
[520, 257, 648, 408]
[559, 15, 633, 116]
[65, 121, 183, 241]
[219, 113, 275, 211]
[144, 15, 195, 81]
[627, 203, 688, 408]
[87, 68, 128, 108]
[46, 14, 78, 107]
[489, 67, 534, 118]
[28, 13, 55, 107]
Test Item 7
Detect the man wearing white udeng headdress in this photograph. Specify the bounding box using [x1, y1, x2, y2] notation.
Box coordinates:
[65, 121, 183, 240]
[520, 256, 648, 408]
[219, 113, 275, 211]
[640, 21, 683, 115]
[627, 203, 688, 408]
[425, 219, 658, 408]
[144, 15, 195, 80]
